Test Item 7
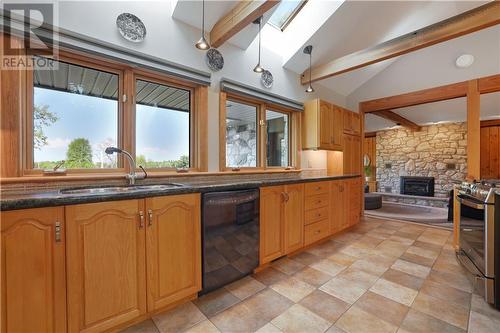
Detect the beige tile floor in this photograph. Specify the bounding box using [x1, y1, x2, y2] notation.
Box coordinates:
[121, 217, 500, 333]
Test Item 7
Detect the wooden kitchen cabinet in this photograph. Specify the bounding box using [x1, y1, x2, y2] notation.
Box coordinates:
[330, 180, 347, 233]
[302, 99, 343, 151]
[1, 207, 66, 333]
[347, 178, 362, 227]
[284, 184, 305, 253]
[343, 134, 362, 174]
[260, 184, 304, 264]
[145, 194, 201, 311]
[343, 110, 361, 135]
[66, 199, 147, 333]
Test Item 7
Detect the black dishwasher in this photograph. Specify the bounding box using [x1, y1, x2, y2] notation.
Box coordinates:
[201, 189, 259, 295]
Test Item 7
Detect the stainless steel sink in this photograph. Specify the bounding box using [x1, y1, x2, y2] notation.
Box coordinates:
[59, 183, 185, 195]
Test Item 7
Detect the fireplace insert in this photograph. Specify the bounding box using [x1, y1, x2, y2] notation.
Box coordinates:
[400, 176, 435, 197]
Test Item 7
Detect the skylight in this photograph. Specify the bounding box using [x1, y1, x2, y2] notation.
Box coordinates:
[268, 0, 307, 31]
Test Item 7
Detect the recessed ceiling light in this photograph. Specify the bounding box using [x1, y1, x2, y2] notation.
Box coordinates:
[455, 54, 474, 68]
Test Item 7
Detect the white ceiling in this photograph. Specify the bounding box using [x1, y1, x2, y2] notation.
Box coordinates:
[282, 0, 489, 96]
[171, 0, 278, 50]
[365, 92, 500, 132]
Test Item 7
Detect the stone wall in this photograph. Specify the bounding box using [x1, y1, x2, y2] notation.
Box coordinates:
[376, 122, 467, 198]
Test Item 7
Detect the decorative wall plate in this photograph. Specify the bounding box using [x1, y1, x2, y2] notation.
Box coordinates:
[261, 70, 273, 88]
[205, 48, 224, 72]
[116, 13, 146, 43]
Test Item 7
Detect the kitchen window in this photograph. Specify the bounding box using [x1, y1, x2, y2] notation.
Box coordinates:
[23, 52, 204, 176]
[221, 94, 298, 170]
[28, 56, 122, 171]
[135, 78, 192, 169]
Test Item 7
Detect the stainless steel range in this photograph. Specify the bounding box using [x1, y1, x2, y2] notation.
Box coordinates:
[456, 179, 499, 308]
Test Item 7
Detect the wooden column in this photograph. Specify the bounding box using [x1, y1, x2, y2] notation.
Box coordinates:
[466, 80, 481, 180]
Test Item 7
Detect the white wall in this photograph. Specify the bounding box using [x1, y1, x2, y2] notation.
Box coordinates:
[346, 25, 500, 112]
[56, 1, 346, 171]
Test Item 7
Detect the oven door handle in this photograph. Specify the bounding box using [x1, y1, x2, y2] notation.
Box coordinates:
[457, 196, 485, 210]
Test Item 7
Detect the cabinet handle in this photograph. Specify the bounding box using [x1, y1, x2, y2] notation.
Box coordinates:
[139, 211, 144, 228]
[148, 209, 153, 226]
[54, 221, 61, 242]
[281, 192, 289, 202]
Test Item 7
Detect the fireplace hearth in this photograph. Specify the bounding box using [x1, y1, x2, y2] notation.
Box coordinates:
[400, 176, 435, 197]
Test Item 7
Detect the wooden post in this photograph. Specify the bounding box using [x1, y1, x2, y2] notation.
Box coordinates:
[467, 79, 481, 180]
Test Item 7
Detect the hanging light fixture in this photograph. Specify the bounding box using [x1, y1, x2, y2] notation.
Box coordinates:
[303, 45, 314, 93]
[195, 0, 210, 50]
[253, 16, 264, 73]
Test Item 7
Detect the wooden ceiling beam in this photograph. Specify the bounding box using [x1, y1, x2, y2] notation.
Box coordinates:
[371, 110, 422, 131]
[210, 0, 280, 48]
[361, 81, 468, 113]
[301, 2, 500, 84]
[478, 74, 500, 94]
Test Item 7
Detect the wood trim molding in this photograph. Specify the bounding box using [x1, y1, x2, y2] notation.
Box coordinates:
[478, 74, 500, 94]
[371, 110, 422, 131]
[364, 132, 377, 138]
[481, 119, 500, 128]
[467, 79, 481, 180]
[195, 86, 208, 171]
[218, 92, 227, 171]
[210, 0, 280, 48]
[301, 2, 500, 84]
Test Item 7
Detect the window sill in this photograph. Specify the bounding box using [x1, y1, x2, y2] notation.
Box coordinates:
[0, 169, 302, 184]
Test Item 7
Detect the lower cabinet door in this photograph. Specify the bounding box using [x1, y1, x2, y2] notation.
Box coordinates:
[260, 186, 285, 264]
[284, 184, 304, 254]
[330, 181, 343, 234]
[348, 178, 362, 226]
[145, 194, 201, 311]
[66, 200, 147, 333]
[1, 207, 66, 333]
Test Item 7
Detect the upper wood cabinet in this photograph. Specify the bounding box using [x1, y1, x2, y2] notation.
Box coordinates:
[343, 110, 361, 135]
[303, 99, 343, 151]
[1, 207, 67, 333]
[145, 194, 201, 311]
[260, 184, 305, 264]
[66, 199, 147, 333]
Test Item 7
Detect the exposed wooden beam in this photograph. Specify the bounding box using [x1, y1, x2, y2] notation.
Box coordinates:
[364, 131, 377, 138]
[478, 74, 500, 94]
[467, 80, 481, 180]
[371, 110, 422, 131]
[210, 0, 280, 48]
[361, 81, 468, 113]
[301, 2, 500, 84]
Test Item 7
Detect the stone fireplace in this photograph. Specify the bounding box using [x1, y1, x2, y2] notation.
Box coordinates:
[376, 122, 467, 199]
[400, 176, 435, 197]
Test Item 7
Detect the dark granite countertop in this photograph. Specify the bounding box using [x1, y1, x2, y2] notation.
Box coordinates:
[0, 174, 360, 211]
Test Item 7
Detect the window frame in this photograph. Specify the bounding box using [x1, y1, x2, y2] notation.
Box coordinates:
[22, 48, 205, 177]
[268, 0, 308, 32]
[219, 92, 300, 171]
[132, 71, 196, 172]
[24, 51, 126, 175]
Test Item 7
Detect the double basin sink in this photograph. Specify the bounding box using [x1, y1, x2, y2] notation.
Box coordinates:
[59, 183, 187, 195]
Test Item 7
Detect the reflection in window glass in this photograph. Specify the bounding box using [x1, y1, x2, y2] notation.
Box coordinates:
[266, 110, 289, 167]
[226, 100, 258, 167]
[135, 79, 190, 168]
[33, 57, 118, 169]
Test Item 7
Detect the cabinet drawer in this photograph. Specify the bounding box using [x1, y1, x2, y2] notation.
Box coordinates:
[305, 194, 329, 210]
[305, 206, 329, 225]
[305, 182, 329, 196]
[304, 219, 330, 246]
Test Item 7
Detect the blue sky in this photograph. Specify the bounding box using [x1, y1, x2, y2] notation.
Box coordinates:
[34, 88, 189, 164]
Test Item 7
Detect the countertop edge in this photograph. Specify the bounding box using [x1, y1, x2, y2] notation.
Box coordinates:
[0, 175, 361, 211]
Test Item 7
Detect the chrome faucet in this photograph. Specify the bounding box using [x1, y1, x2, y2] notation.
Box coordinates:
[105, 147, 146, 185]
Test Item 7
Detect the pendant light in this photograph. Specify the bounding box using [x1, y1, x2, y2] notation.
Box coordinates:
[195, 0, 210, 50]
[303, 45, 314, 93]
[253, 16, 264, 73]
